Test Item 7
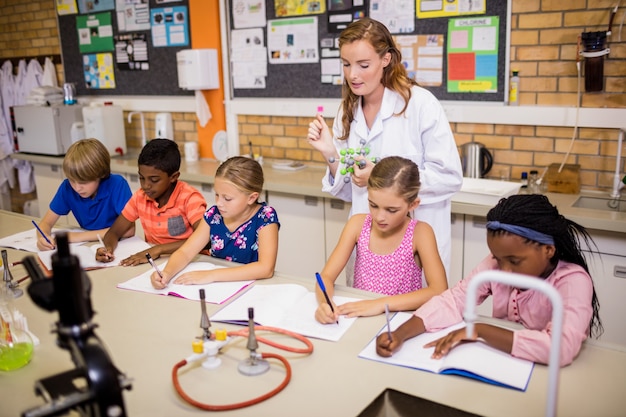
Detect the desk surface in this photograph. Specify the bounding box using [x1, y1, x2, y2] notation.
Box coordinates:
[1, 210, 625, 417]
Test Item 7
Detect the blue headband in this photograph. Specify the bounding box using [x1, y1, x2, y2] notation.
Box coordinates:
[486, 221, 555, 245]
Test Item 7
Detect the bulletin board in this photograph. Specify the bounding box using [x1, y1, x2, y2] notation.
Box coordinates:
[226, 0, 509, 102]
[57, 0, 193, 96]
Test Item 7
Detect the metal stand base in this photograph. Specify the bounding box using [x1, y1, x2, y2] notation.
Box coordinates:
[238, 358, 270, 376]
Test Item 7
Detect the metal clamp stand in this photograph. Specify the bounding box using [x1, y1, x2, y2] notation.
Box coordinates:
[2, 249, 23, 298]
[238, 307, 270, 376]
[20, 233, 131, 417]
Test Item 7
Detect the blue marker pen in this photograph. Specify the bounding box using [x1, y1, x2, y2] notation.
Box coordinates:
[315, 272, 338, 324]
[32, 220, 53, 246]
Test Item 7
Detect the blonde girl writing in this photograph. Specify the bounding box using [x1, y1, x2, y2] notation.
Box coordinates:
[150, 156, 280, 288]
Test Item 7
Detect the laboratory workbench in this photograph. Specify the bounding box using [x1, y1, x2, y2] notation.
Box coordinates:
[1, 210, 626, 417]
[12, 151, 626, 234]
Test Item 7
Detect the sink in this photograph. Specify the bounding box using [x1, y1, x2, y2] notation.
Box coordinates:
[572, 196, 626, 212]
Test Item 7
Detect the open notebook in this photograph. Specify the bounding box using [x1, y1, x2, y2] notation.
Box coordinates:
[37, 236, 151, 270]
[117, 260, 253, 304]
[0, 228, 85, 253]
[358, 312, 534, 391]
[210, 283, 363, 342]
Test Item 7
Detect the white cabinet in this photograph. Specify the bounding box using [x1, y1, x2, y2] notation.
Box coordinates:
[31, 162, 78, 227]
[266, 191, 325, 279]
[462, 215, 492, 316]
[324, 198, 351, 286]
[450, 213, 464, 287]
[584, 229, 626, 348]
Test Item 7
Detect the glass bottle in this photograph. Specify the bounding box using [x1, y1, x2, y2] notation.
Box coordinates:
[529, 170, 539, 194]
[519, 172, 528, 194]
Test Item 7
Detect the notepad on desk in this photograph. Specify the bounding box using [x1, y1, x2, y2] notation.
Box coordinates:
[37, 236, 151, 271]
[358, 312, 534, 391]
[210, 283, 362, 342]
[117, 260, 253, 304]
[0, 228, 85, 253]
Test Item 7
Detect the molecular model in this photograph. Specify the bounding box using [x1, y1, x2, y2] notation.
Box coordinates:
[329, 140, 380, 183]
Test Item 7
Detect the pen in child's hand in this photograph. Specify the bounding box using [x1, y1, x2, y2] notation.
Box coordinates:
[384, 303, 392, 343]
[32, 220, 53, 246]
[97, 234, 110, 260]
[146, 253, 163, 279]
[315, 272, 338, 324]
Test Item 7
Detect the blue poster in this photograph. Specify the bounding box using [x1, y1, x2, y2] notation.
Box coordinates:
[77, 0, 115, 14]
[151, 6, 189, 47]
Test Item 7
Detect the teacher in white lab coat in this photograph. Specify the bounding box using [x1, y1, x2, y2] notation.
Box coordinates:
[307, 17, 463, 281]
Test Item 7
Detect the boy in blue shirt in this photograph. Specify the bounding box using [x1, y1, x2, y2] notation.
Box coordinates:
[35, 138, 133, 250]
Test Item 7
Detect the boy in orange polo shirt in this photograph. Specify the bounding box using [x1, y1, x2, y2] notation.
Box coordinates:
[96, 139, 207, 266]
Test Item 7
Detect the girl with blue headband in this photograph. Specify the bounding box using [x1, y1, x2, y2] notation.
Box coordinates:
[376, 194, 603, 366]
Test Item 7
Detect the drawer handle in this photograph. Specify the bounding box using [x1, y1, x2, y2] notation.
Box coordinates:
[614, 266, 626, 279]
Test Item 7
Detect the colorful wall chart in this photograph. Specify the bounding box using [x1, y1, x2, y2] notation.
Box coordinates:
[151, 6, 190, 47]
[275, 0, 325, 17]
[417, 0, 485, 19]
[447, 15, 499, 93]
[83, 52, 116, 89]
[77, 12, 114, 54]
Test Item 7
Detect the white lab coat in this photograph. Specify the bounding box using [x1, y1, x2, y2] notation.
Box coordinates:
[322, 86, 463, 275]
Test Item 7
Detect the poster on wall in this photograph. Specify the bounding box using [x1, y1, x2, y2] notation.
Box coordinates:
[370, 0, 414, 33]
[57, 0, 78, 15]
[77, 12, 114, 54]
[395, 34, 444, 87]
[116, 0, 151, 32]
[83, 52, 116, 89]
[77, 0, 115, 14]
[275, 0, 325, 17]
[233, 0, 266, 29]
[151, 6, 189, 47]
[268, 17, 319, 64]
[447, 15, 499, 93]
[231, 28, 268, 89]
[115, 33, 149, 70]
[417, 0, 486, 19]
[327, 0, 366, 33]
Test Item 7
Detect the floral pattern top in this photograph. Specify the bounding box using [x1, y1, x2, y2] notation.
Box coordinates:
[203, 203, 280, 264]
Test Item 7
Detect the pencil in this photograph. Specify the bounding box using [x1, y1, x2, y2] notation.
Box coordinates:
[315, 272, 338, 324]
[384, 303, 392, 343]
[32, 220, 52, 245]
[146, 253, 163, 279]
[97, 234, 111, 260]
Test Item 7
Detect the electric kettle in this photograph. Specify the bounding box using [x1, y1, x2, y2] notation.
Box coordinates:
[460, 142, 493, 178]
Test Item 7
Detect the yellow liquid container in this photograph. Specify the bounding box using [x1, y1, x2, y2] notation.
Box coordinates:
[0, 317, 34, 371]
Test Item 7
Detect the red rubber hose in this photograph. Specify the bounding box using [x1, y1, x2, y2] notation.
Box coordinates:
[171, 325, 313, 411]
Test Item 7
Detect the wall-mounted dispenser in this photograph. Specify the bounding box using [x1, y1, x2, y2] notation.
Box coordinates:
[176, 49, 220, 90]
[155, 112, 173, 140]
[580, 31, 609, 92]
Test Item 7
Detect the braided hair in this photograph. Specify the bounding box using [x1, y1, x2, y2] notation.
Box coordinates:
[486, 194, 603, 338]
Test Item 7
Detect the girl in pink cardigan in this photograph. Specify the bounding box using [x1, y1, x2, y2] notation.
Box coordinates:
[376, 194, 603, 366]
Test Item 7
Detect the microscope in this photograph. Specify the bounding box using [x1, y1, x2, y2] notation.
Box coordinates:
[21, 233, 131, 417]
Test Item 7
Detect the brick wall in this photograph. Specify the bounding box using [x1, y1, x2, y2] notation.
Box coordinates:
[237, 1, 626, 191]
[1, 0, 625, 204]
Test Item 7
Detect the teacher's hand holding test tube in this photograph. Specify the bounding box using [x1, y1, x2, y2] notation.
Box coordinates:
[315, 272, 339, 324]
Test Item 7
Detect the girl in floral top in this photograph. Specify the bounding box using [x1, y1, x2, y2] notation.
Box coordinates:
[150, 156, 279, 288]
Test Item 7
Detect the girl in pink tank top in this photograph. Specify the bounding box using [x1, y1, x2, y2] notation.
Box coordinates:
[314, 157, 448, 325]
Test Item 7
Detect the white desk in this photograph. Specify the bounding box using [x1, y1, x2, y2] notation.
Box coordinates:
[1, 210, 625, 417]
